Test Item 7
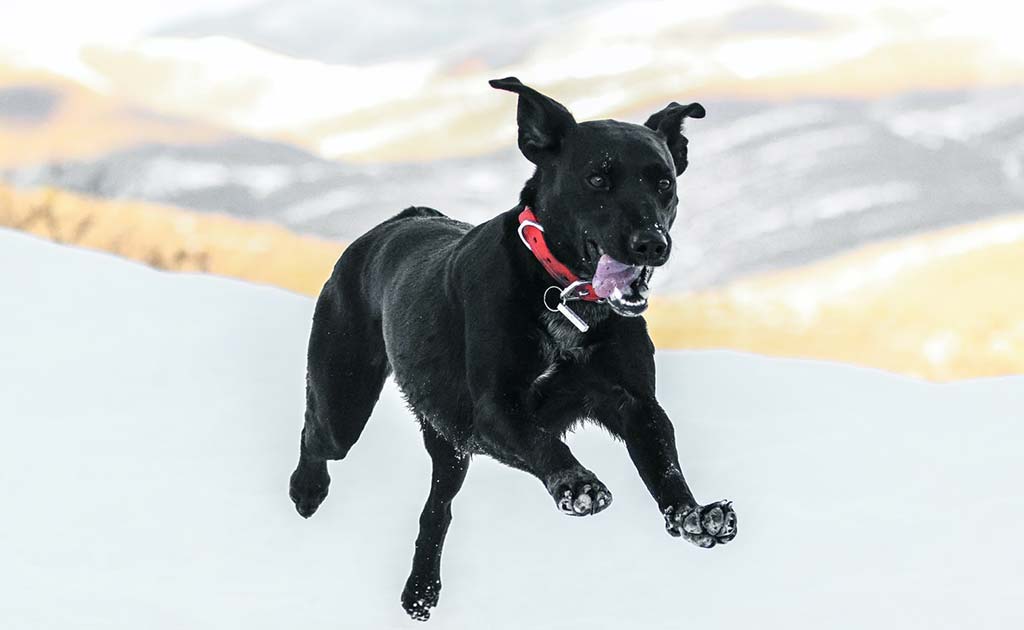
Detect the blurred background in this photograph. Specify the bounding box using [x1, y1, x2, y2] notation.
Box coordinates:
[2, 0, 1022, 380]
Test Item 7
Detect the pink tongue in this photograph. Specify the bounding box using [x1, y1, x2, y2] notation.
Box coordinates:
[591, 254, 643, 298]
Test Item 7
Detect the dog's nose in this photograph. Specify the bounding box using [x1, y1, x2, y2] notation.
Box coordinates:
[628, 229, 669, 265]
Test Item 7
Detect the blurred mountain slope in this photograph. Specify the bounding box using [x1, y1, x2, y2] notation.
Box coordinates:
[7, 86, 1023, 291]
[0, 63, 228, 167]
[2, 1, 1022, 382]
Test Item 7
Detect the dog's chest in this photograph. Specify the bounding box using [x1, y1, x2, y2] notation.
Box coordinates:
[537, 310, 592, 367]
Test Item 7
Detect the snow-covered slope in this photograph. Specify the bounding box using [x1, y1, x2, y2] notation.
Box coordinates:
[1, 228, 1022, 629]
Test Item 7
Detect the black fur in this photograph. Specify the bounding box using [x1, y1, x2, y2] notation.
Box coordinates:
[289, 78, 736, 622]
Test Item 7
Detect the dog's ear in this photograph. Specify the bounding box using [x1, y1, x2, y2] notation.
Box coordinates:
[644, 102, 706, 175]
[489, 77, 576, 164]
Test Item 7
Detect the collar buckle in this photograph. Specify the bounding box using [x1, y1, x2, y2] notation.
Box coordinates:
[517, 219, 544, 250]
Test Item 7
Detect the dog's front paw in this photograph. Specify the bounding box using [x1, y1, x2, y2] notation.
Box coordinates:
[547, 470, 613, 517]
[663, 501, 736, 548]
[402, 575, 441, 622]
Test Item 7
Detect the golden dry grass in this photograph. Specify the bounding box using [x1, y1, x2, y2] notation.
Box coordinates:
[648, 215, 1024, 380]
[0, 184, 341, 296]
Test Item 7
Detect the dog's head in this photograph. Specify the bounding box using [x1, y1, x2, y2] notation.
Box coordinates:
[491, 77, 704, 317]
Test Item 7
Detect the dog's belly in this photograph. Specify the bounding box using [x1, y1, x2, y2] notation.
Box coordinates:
[385, 307, 475, 447]
[382, 285, 476, 446]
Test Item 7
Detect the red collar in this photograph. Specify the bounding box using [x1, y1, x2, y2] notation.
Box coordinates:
[517, 207, 600, 302]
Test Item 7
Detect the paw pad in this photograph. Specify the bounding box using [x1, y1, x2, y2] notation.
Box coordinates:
[664, 500, 736, 548]
[551, 477, 613, 517]
[402, 578, 440, 622]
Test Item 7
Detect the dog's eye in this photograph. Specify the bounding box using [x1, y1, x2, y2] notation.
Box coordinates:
[657, 178, 673, 192]
[587, 174, 608, 189]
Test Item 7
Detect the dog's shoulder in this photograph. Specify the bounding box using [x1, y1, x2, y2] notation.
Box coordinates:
[447, 210, 521, 281]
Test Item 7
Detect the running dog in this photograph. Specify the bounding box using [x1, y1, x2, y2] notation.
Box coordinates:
[289, 77, 736, 621]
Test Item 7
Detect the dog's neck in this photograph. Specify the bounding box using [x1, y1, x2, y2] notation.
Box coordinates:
[505, 205, 612, 332]
[517, 206, 599, 303]
[516, 172, 592, 285]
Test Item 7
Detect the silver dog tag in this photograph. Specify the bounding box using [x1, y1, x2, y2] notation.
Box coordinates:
[556, 301, 590, 333]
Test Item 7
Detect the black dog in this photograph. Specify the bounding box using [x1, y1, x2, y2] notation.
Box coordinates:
[289, 77, 736, 621]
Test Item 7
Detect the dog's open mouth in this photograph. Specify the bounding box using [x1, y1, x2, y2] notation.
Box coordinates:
[591, 254, 653, 317]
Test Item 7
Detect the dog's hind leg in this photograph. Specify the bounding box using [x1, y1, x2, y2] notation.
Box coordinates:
[401, 422, 470, 622]
[290, 284, 390, 518]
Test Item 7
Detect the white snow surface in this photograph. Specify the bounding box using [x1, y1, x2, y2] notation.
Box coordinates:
[1, 227, 1022, 629]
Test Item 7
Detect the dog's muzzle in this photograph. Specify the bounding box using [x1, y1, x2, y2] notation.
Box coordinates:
[592, 255, 653, 317]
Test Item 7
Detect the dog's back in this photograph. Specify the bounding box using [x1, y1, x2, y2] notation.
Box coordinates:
[333, 206, 470, 312]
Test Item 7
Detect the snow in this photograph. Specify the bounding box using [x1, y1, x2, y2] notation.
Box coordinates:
[2, 226, 1022, 629]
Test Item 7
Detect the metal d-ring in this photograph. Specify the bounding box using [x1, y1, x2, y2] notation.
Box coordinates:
[544, 285, 591, 333]
[542, 286, 562, 312]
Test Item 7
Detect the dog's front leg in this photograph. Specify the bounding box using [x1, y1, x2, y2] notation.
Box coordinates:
[472, 393, 613, 517]
[460, 275, 611, 517]
[622, 398, 737, 548]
